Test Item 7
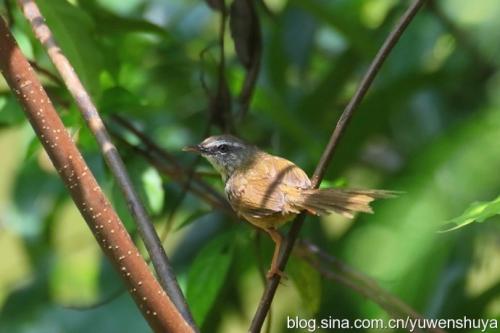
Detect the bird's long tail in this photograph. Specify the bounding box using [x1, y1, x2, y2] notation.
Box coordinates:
[296, 188, 399, 218]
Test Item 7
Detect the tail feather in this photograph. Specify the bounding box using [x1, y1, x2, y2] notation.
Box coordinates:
[296, 188, 399, 218]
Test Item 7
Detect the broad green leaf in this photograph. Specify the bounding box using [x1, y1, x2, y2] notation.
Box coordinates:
[141, 167, 164, 215]
[442, 195, 500, 232]
[37, 0, 103, 99]
[187, 232, 234, 326]
[288, 257, 322, 315]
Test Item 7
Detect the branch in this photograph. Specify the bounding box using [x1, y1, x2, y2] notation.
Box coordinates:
[108, 126, 230, 216]
[28, 60, 64, 86]
[16, 0, 195, 327]
[249, 0, 428, 331]
[0, 16, 192, 333]
[109, 114, 230, 212]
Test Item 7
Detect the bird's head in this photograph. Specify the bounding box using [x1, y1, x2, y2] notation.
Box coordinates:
[183, 135, 256, 181]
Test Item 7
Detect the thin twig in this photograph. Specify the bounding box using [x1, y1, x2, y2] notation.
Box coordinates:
[110, 115, 227, 209]
[17, 0, 195, 327]
[249, 1, 428, 331]
[0, 16, 192, 333]
[108, 125, 230, 214]
[28, 60, 64, 86]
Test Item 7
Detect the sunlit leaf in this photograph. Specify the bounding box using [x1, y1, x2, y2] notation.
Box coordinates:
[441, 195, 500, 232]
[319, 178, 348, 189]
[141, 167, 164, 215]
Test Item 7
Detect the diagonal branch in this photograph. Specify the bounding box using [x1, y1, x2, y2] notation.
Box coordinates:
[0, 16, 192, 333]
[249, 0, 428, 331]
[16, 0, 195, 327]
[109, 114, 230, 212]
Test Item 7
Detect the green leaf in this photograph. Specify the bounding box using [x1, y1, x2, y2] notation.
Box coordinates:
[442, 195, 500, 232]
[319, 178, 348, 189]
[141, 167, 164, 215]
[78, 1, 169, 38]
[99, 86, 145, 114]
[0, 95, 25, 125]
[37, 0, 103, 99]
[187, 232, 234, 326]
[23, 135, 42, 161]
[288, 257, 322, 315]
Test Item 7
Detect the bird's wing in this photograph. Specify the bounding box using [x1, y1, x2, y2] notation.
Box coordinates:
[225, 153, 311, 218]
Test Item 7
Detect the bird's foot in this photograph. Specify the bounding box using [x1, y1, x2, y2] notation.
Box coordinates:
[266, 266, 287, 280]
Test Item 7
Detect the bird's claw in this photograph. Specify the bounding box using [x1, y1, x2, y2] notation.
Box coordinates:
[266, 267, 287, 280]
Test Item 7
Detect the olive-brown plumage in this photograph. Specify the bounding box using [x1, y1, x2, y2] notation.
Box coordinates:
[184, 135, 396, 278]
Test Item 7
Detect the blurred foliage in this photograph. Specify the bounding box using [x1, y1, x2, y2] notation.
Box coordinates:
[1, 0, 500, 332]
[445, 195, 500, 232]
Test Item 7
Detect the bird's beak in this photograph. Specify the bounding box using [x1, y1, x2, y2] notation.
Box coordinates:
[182, 145, 201, 153]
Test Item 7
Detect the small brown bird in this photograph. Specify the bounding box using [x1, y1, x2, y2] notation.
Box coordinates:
[184, 135, 396, 278]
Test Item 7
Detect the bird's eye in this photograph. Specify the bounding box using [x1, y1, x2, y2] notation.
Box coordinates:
[218, 144, 229, 152]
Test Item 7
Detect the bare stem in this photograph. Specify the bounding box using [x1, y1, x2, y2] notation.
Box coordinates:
[249, 1, 428, 331]
[0, 16, 192, 333]
[16, 0, 195, 327]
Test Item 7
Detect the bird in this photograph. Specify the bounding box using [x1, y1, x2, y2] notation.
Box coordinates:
[183, 135, 397, 278]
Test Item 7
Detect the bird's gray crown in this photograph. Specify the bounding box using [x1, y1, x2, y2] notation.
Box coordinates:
[196, 135, 255, 182]
[200, 135, 246, 150]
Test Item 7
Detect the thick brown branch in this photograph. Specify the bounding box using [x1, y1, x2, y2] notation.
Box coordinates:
[17, 0, 194, 326]
[0, 16, 192, 333]
[249, 0, 428, 331]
